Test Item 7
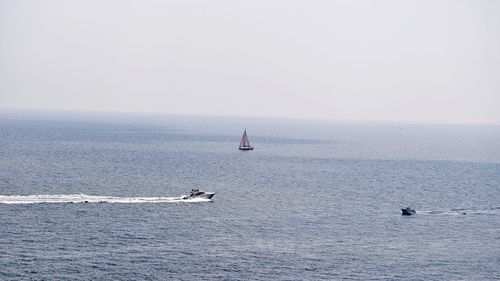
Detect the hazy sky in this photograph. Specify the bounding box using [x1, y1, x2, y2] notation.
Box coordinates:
[1, 0, 499, 124]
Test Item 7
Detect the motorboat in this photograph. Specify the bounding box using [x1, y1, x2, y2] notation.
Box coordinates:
[182, 189, 215, 200]
[401, 206, 416, 216]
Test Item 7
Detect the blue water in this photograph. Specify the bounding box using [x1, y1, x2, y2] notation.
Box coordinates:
[1, 111, 499, 280]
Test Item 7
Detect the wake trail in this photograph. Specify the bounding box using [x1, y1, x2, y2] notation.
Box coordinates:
[0, 194, 211, 204]
[416, 207, 500, 216]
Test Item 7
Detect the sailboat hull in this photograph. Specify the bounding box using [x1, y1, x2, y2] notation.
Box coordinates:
[239, 146, 254, 150]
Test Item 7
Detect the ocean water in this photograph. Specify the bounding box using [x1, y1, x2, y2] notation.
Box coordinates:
[0, 111, 499, 280]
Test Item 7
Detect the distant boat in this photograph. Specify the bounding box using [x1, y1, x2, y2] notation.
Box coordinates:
[182, 189, 215, 200]
[239, 129, 254, 150]
[401, 206, 416, 216]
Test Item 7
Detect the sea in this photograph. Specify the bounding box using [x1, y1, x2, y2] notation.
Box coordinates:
[0, 110, 499, 280]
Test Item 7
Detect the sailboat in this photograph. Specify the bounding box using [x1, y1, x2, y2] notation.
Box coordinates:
[239, 129, 254, 150]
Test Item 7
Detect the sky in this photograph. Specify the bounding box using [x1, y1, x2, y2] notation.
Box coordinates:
[1, 0, 499, 124]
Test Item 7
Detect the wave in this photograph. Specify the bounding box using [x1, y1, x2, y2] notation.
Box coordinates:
[0, 194, 211, 204]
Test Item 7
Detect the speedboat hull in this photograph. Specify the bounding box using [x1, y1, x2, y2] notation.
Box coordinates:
[203, 192, 215, 199]
[182, 189, 215, 200]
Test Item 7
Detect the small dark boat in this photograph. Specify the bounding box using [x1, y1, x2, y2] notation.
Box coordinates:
[182, 189, 215, 200]
[401, 206, 416, 216]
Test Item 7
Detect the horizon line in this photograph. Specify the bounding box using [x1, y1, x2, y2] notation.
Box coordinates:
[1, 106, 499, 127]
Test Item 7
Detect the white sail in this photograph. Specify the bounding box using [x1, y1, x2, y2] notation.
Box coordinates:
[239, 129, 253, 150]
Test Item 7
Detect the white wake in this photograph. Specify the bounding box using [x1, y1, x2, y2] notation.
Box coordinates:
[0, 194, 212, 204]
